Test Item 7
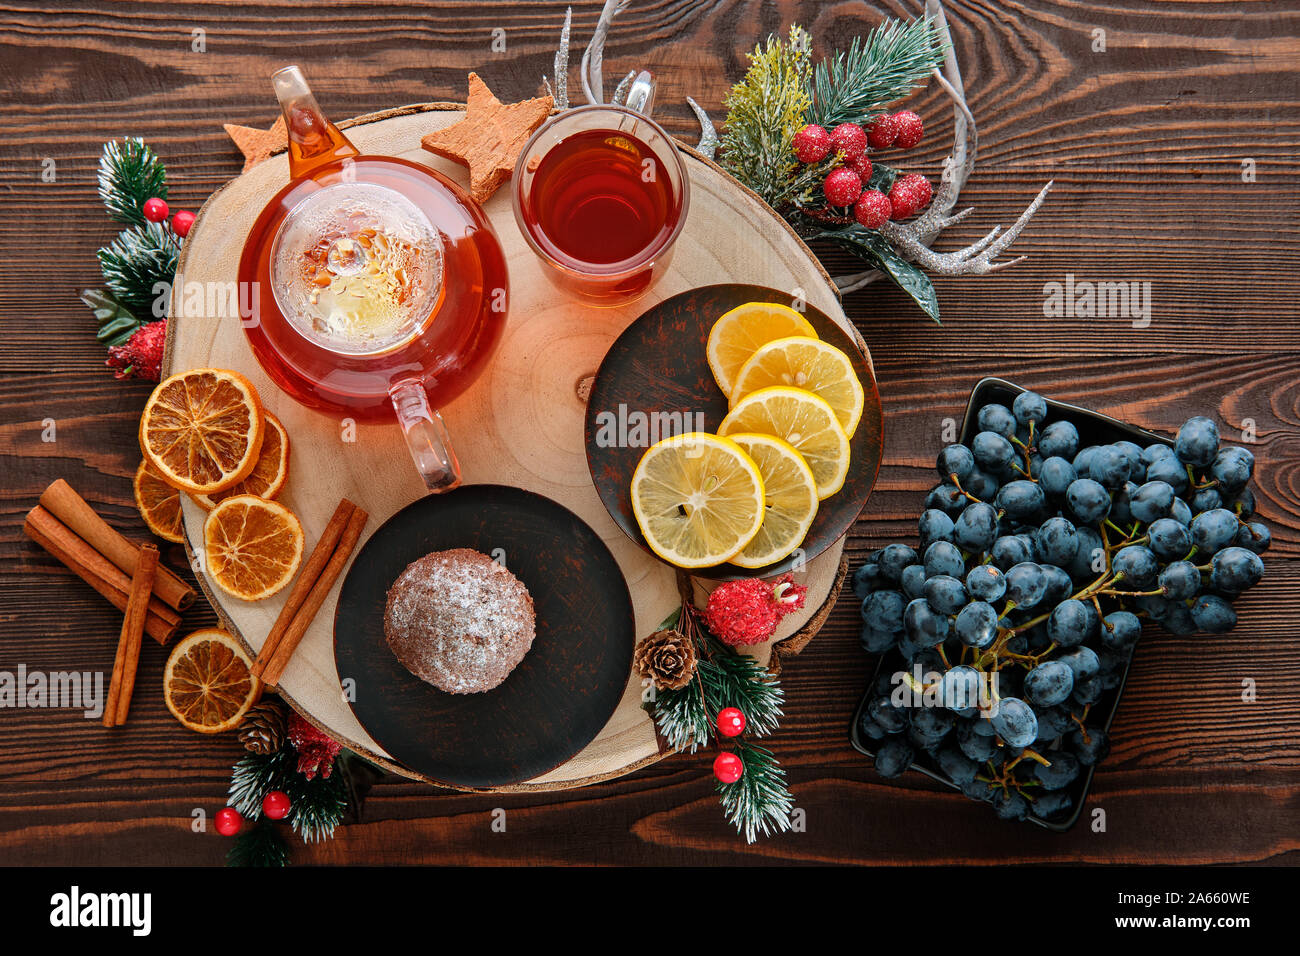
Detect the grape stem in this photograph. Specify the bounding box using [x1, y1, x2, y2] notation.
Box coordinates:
[948, 473, 983, 504]
[1099, 587, 1164, 598]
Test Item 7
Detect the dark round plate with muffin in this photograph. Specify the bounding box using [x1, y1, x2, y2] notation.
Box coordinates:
[584, 283, 883, 579]
[334, 484, 635, 789]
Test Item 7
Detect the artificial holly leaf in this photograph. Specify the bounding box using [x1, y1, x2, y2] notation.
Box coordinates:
[867, 161, 899, 193]
[815, 225, 940, 324]
[81, 288, 143, 347]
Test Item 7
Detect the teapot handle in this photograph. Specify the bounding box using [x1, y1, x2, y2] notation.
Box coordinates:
[272, 66, 360, 179]
[390, 380, 462, 494]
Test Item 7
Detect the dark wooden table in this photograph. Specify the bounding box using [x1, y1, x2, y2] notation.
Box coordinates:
[1, 1, 1296, 866]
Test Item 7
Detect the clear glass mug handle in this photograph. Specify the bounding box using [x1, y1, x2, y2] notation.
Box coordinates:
[390, 382, 461, 493]
[623, 70, 655, 117]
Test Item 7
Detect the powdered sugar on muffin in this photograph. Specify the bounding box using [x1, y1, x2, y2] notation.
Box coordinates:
[384, 548, 536, 694]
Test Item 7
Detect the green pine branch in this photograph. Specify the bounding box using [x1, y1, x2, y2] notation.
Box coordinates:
[97, 221, 178, 318]
[697, 637, 784, 738]
[805, 17, 947, 128]
[227, 747, 349, 848]
[97, 138, 167, 226]
[718, 740, 794, 843]
[651, 681, 713, 754]
[720, 25, 838, 210]
[226, 815, 290, 868]
[284, 761, 348, 843]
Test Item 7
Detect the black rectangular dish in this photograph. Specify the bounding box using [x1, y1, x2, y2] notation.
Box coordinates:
[849, 377, 1175, 831]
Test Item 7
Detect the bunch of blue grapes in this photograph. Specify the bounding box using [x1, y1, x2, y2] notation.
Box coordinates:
[855, 391, 1269, 822]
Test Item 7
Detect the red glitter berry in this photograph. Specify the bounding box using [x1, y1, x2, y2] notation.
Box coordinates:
[888, 180, 920, 220]
[822, 167, 863, 208]
[829, 122, 868, 162]
[142, 197, 169, 223]
[854, 189, 892, 229]
[866, 114, 899, 150]
[704, 574, 808, 647]
[171, 209, 196, 237]
[288, 712, 343, 780]
[792, 124, 832, 163]
[214, 806, 243, 836]
[713, 751, 744, 783]
[894, 173, 933, 214]
[847, 153, 873, 183]
[105, 319, 167, 383]
[893, 110, 924, 149]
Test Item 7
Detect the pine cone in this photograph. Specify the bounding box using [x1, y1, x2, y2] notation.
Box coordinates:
[238, 700, 288, 755]
[633, 628, 698, 691]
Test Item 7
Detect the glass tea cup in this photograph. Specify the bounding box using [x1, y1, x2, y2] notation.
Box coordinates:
[238, 66, 509, 493]
[511, 76, 690, 305]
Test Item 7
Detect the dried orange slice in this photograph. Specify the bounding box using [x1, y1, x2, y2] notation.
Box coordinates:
[133, 459, 184, 543]
[140, 369, 265, 495]
[163, 628, 260, 733]
[192, 412, 290, 510]
[203, 495, 304, 601]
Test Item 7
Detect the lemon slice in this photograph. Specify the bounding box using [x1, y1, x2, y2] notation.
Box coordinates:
[727, 433, 820, 568]
[731, 336, 866, 438]
[719, 386, 851, 499]
[631, 433, 765, 568]
[706, 301, 818, 398]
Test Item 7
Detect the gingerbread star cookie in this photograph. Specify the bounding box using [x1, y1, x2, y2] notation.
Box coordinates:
[224, 116, 288, 171]
[421, 73, 553, 204]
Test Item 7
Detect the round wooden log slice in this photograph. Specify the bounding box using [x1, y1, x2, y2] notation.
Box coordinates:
[165, 103, 871, 791]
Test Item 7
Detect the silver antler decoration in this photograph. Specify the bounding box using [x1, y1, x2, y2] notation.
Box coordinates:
[547, 1, 718, 153]
[547, 0, 1047, 288]
[836, 0, 1051, 290]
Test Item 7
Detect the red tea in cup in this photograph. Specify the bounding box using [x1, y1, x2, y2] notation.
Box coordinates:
[521, 128, 681, 266]
[513, 105, 689, 304]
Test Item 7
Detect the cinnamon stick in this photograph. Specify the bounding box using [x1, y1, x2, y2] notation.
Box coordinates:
[104, 544, 159, 727]
[41, 479, 196, 612]
[24, 507, 179, 644]
[251, 498, 356, 679]
[260, 503, 368, 688]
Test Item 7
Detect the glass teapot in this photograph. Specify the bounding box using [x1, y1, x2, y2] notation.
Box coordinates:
[238, 66, 509, 493]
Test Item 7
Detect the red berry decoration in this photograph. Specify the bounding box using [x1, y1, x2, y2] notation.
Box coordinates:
[829, 122, 868, 162]
[822, 167, 863, 208]
[847, 153, 872, 183]
[214, 806, 243, 836]
[866, 114, 899, 150]
[704, 574, 808, 647]
[892, 110, 924, 149]
[892, 173, 933, 217]
[792, 124, 832, 163]
[713, 751, 744, 784]
[854, 189, 892, 229]
[142, 197, 169, 223]
[171, 209, 196, 237]
[716, 707, 747, 738]
[888, 179, 921, 220]
[262, 790, 292, 821]
[905, 173, 933, 210]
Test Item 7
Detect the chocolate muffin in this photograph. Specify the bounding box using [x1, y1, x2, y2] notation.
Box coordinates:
[384, 548, 536, 694]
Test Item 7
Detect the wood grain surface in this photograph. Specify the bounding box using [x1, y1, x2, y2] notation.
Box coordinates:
[1, 0, 1297, 865]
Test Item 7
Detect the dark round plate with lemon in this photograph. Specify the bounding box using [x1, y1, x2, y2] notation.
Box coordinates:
[584, 283, 883, 579]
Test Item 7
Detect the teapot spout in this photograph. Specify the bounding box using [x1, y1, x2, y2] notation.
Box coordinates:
[271, 65, 360, 178]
